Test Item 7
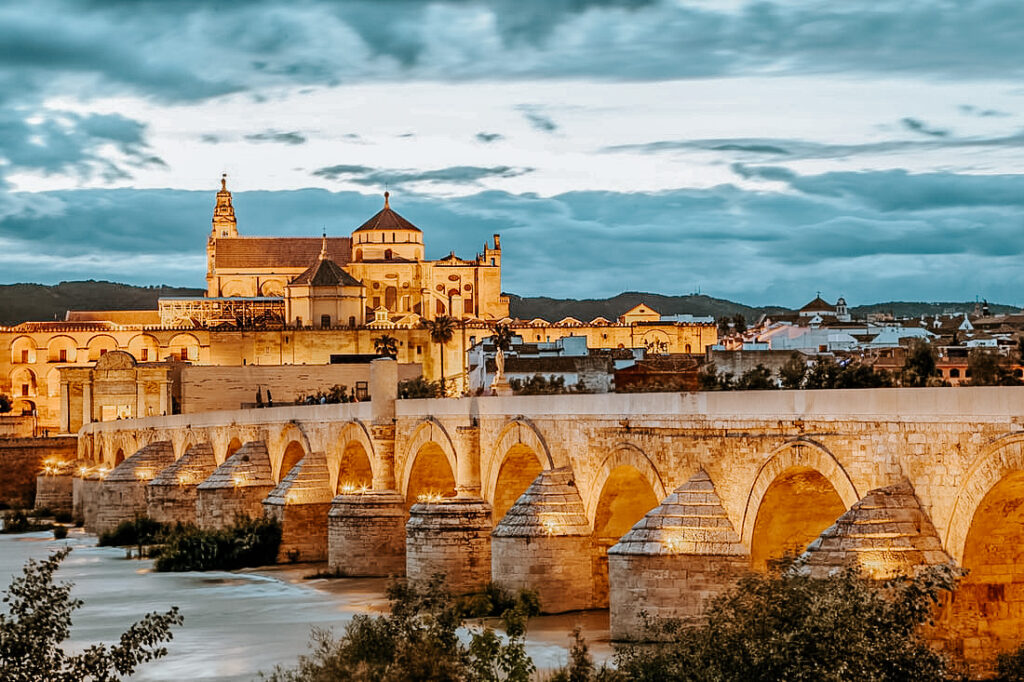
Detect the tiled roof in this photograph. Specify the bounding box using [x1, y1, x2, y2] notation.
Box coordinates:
[289, 258, 364, 287]
[799, 296, 835, 312]
[214, 237, 352, 269]
[493, 468, 590, 538]
[353, 204, 421, 233]
[66, 310, 161, 325]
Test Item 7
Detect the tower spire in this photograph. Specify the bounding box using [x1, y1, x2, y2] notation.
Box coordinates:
[319, 230, 328, 260]
[384, 190, 390, 209]
[211, 173, 237, 239]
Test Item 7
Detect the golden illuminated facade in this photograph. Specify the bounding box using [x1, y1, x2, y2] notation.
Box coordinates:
[204, 178, 508, 325]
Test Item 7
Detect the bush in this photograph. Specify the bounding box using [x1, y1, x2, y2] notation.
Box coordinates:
[457, 582, 540, 620]
[398, 376, 443, 399]
[265, 574, 536, 682]
[53, 511, 73, 524]
[996, 643, 1024, 681]
[29, 507, 52, 518]
[98, 516, 167, 547]
[154, 516, 282, 572]
[52, 525, 68, 540]
[1, 509, 53, 534]
[511, 374, 570, 395]
[0, 548, 182, 679]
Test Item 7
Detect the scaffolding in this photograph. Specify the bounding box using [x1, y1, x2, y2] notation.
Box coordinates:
[158, 297, 285, 329]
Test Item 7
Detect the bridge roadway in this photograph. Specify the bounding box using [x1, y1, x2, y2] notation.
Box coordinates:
[74, 361, 1024, 672]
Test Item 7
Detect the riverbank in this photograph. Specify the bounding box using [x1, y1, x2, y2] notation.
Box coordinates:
[0, 530, 612, 680]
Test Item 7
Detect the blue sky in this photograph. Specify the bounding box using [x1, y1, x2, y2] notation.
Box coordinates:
[1, 0, 1022, 307]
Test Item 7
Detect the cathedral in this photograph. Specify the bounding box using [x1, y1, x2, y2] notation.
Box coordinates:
[199, 175, 508, 328]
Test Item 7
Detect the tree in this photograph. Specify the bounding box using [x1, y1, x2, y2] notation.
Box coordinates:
[491, 324, 513, 352]
[0, 547, 182, 680]
[735, 364, 774, 390]
[967, 349, 1023, 386]
[731, 313, 747, 335]
[373, 334, 398, 358]
[0, 393, 11, 414]
[424, 316, 457, 394]
[398, 377, 443, 399]
[778, 353, 807, 389]
[610, 561, 960, 682]
[902, 340, 937, 387]
[803, 357, 841, 389]
[265, 575, 537, 682]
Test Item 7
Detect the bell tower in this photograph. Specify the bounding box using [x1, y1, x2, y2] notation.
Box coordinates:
[211, 173, 237, 239]
[207, 174, 237, 296]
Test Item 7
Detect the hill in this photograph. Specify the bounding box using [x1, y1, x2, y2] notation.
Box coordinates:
[506, 292, 789, 322]
[0, 281, 204, 326]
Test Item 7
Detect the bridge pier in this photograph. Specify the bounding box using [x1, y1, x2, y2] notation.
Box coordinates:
[608, 470, 749, 640]
[327, 490, 407, 576]
[263, 452, 333, 562]
[75, 472, 102, 532]
[406, 498, 492, 594]
[491, 468, 594, 613]
[196, 441, 275, 529]
[95, 441, 175, 535]
[146, 443, 217, 525]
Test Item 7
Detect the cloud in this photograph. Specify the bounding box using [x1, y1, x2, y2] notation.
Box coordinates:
[3, 171, 1023, 308]
[519, 107, 558, 132]
[604, 129, 1024, 161]
[901, 117, 949, 137]
[244, 129, 307, 145]
[475, 132, 504, 143]
[311, 164, 534, 186]
[959, 105, 1011, 117]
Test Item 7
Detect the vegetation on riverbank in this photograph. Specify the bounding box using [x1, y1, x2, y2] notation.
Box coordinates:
[97, 515, 282, 572]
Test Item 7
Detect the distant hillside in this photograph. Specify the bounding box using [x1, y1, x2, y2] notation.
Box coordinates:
[850, 301, 1020, 318]
[507, 292, 788, 322]
[0, 281, 204, 326]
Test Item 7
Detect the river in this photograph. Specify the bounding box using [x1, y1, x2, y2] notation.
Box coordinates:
[0, 529, 612, 681]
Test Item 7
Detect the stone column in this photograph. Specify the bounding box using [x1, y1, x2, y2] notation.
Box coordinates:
[492, 467, 594, 613]
[82, 382, 92, 425]
[370, 424, 396, 491]
[196, 441, 275, 530]
[328, 491, 407, 576]
[370, 358, 398, 490]
[158, 380, 169, 415]
[136, 385, 145, 419]
[406, 498, 492, 594]
[608, 469, 749, 641]
[59, 381, 70, 433]
[455, 425, 481, 498]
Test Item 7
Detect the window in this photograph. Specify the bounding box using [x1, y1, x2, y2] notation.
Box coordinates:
[141, 349, 149, 361]
[321, 315, 331, 328]
[685, 344, 692, 353]
[355, 381, 369, 401]
[384, 249, 393, 260]
[373, 296, 381, 307]
[416, 346, 422, 354]
[296, 317, 303, 327]
[59, 349, 67, 362]
[20, 350, 28, 363]
[348, 316, 356, 327]
[21, 383, 29, 397]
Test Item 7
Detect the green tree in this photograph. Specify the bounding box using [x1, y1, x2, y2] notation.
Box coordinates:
[373, 334, 398, 358]
[399, 376, 443, 399]
[731, 313, 747, 334]
[265, 575, 537, 682]
[610, 561, 959, 682]
[902, 339, 938, 387]
[0, 548, 182, 680]
[0, 393, 11, 414]
[424, 316, 457, 395]
[491, 324, 513, 352]
[967, 349, 1023, 386]
[735, 364, 775, 390]
[836, 363, 894, 388]
[698, 363, 734, 391]
[803, 357, 841, 389]
[778, 353, 807, 389]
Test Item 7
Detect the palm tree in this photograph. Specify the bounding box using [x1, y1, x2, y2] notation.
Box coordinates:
[373, 334, 398, 358]
[491, 324, 513, 351]
[424, 316, 456, 395]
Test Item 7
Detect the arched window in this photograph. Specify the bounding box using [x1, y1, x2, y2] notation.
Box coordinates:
[384, 249, 393, 260]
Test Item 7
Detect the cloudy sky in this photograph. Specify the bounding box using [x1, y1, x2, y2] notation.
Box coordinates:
[2, 0, 1023, 307]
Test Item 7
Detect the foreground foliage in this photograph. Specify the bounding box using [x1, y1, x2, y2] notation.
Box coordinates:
[264, 575, 539, 682]
[0, 547, 182, 681]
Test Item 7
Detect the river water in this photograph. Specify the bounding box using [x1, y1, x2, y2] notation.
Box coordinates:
[0, 530, 612, 681]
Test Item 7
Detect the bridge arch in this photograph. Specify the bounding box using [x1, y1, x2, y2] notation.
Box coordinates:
[268, 423, 312, 482]
[742, 438, 858, 571]
[402, 418, 458, 507]
[333, 420, 377, 492]
[584, 442, 666, 527]
[484, 419, 553, 523]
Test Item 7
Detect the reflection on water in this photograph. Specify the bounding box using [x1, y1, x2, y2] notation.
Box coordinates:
[0, 530, 612, 680]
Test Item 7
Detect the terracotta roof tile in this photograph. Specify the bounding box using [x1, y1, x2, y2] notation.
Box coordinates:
[353, 206, 420, 233]
[214, 237, 351, 269]
[289, 258, 364, 287]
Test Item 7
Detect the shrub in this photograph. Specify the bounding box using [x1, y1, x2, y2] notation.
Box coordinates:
[53, 511, 73, 524]
[265, 575, 536, 682]
[154, 516, 282, 572]
[98, 516, 167, 547]
[398, 376, 443, 399]
[1, 509, 52, 534]
[29, 507, 52, 518]
[52, 525, 68, 540]
[0, 548, 182, 679]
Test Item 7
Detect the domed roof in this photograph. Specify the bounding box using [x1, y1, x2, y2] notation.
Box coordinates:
[353, 192, 421, 233]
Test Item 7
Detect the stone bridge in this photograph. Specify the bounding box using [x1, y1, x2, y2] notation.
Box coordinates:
[75, 360, 1024, 672]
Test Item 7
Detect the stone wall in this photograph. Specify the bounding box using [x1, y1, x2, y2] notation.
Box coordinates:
[35, 474, 74, 515]
[0, 436, 77, 508]
[406, 499, 492, 595]
[328, 491, 407, 576]
[180, 362, 422, 413]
